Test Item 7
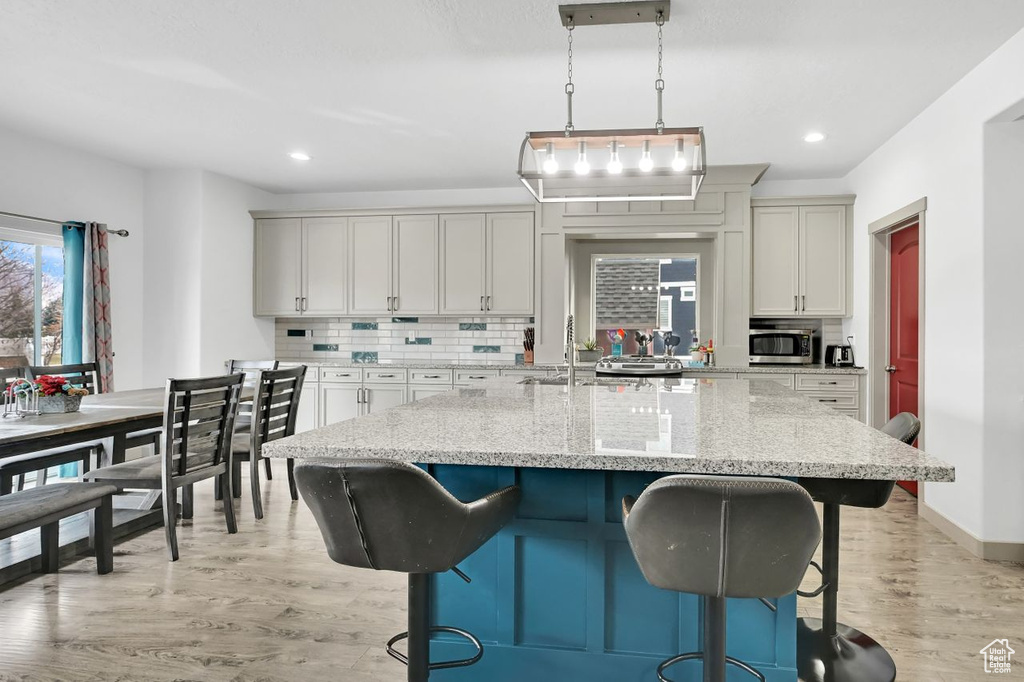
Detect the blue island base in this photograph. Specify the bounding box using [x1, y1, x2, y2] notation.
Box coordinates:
[423, 465, 798, 682]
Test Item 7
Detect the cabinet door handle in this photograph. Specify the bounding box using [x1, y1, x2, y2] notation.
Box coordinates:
[386, 296, 392, 311]
[480, 296, 484, 311]
[819, 398, 838, 403]
[393, 296, 399, 311]
[377, 374, 396, 378]
[486, 295, 492, 310]
[295, 297, 301, 312]
[794, 295, 798, 312]
[302, 297, 308, 311]
[363, 388, 369, 405]
[469, 375, 488, 380]
[801, 295, 806, 312]
[819, 381, 838, 385]
[424, 375, 442, 379]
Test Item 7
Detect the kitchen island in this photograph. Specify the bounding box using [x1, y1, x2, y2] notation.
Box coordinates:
[264, 377, 953, 682]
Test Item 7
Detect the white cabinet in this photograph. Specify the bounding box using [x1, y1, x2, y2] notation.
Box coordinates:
[349, 215, 438, 315]
[439, 212, 534, 315]
[254, 217, 347, 317]
[349, 216, 393, 315]
[392, 215, 438, 315]
[440, 213, 487, 314]
[294, 378, 319, 433]
[320, 384, 363, 426]
[799, 206, 847, 316]
[303, 217, 348, 315]
[363, 385, 408, 414]
[752, 205, 847, 317]
[254, 218, 303, 316]
[486, 213, 534, 315]
[410, 386, 451, 401]
[751, 208, 800, 316]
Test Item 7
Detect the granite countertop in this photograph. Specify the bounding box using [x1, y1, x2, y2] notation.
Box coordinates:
[277, 359, 867, 375]
[264, 377, 951, 482]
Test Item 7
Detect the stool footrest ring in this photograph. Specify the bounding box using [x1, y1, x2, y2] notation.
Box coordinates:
[386, 625, 484, 671]
[657, 651, 766, 682]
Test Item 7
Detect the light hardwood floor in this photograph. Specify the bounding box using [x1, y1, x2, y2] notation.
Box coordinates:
[0, 469, 1021, 681]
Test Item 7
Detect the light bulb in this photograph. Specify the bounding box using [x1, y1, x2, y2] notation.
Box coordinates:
[574, 141, 590, 175]
[289, 151, 312, 161]
[542, 142, 559, 174]
[638, 140, 654, 172]
[671, 139, 688, 172]
[607, 141, 623, 174]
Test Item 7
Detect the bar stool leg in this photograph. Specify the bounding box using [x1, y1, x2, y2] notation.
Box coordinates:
[407, 573, 431, 682]
[703, 595, 727, 682]
[797, 503, 896, 682]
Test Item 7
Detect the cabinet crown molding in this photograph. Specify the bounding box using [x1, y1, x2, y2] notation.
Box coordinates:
[249, 204, 537, 220]
[751, 194, 856, 207]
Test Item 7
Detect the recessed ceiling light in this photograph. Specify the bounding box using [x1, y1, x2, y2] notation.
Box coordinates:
[289, 151, 312, 161]
[803, 132, 826, 143]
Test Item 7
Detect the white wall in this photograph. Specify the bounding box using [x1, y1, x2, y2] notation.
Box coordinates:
[844, 27, 1024, 543]
[0, 125, 147, 389]
[143, 170, 276, 384]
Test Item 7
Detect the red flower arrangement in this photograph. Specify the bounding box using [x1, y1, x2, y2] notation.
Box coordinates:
[32, 375, 89, 397]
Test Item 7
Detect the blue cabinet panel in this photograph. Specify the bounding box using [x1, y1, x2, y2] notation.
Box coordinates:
[604, 540, 681, 655]
[515, 535, 589, 649]
[517, 467, 589, 521]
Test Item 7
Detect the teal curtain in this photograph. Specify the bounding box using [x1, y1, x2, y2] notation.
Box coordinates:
[59, 223, 85, 478]
[62, 223, 84, 364]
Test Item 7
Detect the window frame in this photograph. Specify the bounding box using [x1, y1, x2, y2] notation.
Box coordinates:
[0, 225, 63, 366]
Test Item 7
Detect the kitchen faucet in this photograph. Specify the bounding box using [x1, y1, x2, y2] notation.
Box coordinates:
[566, 314, 575, 386]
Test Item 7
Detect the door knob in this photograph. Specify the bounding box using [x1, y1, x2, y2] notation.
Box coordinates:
[884, 365, 897, 373]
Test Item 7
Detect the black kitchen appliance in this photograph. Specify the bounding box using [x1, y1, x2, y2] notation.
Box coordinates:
[749, 329, 815, 365]
[825, 344, 855, 367]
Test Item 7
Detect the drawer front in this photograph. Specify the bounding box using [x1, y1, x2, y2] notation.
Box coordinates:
[803, 392, 859, 409]
[835, 407, 863, 422]
[320, 368, 363, 383]
[410, 369, 454, 384]
[750, 373, 795, 389]
[500, 369, 551, 378]
[796, 374, 859, 392]
[455, 369, 500, 384]
[364, 368, 408, 383]
[685, 372, 739, 379]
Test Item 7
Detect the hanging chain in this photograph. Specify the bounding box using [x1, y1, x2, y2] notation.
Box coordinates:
[565, 16, 575, 135]
[654, 11, 665, 134]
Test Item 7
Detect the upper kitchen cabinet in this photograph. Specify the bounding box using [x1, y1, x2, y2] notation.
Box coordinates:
[752, 203, 848, 317]
[439, 211, 534, 315]
[439, 213, 487, 314]
[392, 215, 439, 315]
[486, 212, 534, 315]
[348, 216, 393, 315]
[254, 217, 347, 316]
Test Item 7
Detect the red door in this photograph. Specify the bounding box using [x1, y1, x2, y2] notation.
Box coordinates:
[889, 223, 920, 495]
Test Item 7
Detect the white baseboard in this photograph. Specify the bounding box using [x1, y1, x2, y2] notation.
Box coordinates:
[919, 503, 1024, 562]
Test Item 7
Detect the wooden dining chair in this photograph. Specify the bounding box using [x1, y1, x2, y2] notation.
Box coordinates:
[83, 373, 244, 561]
[227, 359, 279, 481]
[0, 366, 94, 494]
[28, 362, 163, 454]
[231, 365, 306, 519]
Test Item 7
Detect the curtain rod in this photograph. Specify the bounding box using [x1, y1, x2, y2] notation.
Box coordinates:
[0, 210, 130, 237]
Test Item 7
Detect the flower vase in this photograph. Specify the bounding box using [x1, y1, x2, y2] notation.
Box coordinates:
[37, 394, 82, 414]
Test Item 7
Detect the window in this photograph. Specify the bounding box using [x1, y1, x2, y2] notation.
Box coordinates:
[0, 228, 64, 366]
[658, 295, 672, 331]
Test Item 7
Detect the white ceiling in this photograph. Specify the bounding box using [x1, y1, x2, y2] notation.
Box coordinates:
[2, 0, 1023, 194]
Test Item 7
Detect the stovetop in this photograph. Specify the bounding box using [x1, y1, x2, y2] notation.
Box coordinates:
[595, 355, 685, 375]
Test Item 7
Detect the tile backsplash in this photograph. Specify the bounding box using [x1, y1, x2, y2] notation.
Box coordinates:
[276, 317, 534, 364]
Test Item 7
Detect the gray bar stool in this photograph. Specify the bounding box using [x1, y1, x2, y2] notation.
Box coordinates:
[796, 412, 921, 682]
[623, 475, 821, 682]
[295, 459, 520, 682]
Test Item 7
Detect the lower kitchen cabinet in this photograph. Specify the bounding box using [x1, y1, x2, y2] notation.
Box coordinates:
[410, 386, 451, 401]
[294, 381, 319, 434]
[363, 385, 407, 414]
[320, 384, 363, 426]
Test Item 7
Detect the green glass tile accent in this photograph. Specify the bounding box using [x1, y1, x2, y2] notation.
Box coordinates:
[287, 329, 306, 337]
[352, 351, 379, 363]
[313, 344, 339, 352]
[473, 345, 500, 353]
[405, 338, 432, 345]
[515, 353, 525, 365]
[352, 322, 379, 330]
[392, 317, 419, 323]
[459, 323, 487, 331]
[529, 317, 535, 324]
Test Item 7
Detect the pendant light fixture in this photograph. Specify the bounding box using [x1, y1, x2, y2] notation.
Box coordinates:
[517, 1, 706, 203]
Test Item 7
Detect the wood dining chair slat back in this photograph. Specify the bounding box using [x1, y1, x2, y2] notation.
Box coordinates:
[164, 376, 244, 478]
[241, 365, 306, 519]
[28, 363, 102, 394]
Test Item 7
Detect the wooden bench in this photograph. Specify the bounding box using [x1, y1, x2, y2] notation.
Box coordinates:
[0, 483, 118, 574]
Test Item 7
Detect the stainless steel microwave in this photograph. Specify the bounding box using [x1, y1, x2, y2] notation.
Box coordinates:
[749, 329, 815, 365]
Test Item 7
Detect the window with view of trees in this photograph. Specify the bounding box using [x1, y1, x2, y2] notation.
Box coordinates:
[0, 234, 64, 367]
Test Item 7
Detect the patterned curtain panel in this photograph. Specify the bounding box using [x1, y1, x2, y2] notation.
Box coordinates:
[82, 223, 114, 391]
